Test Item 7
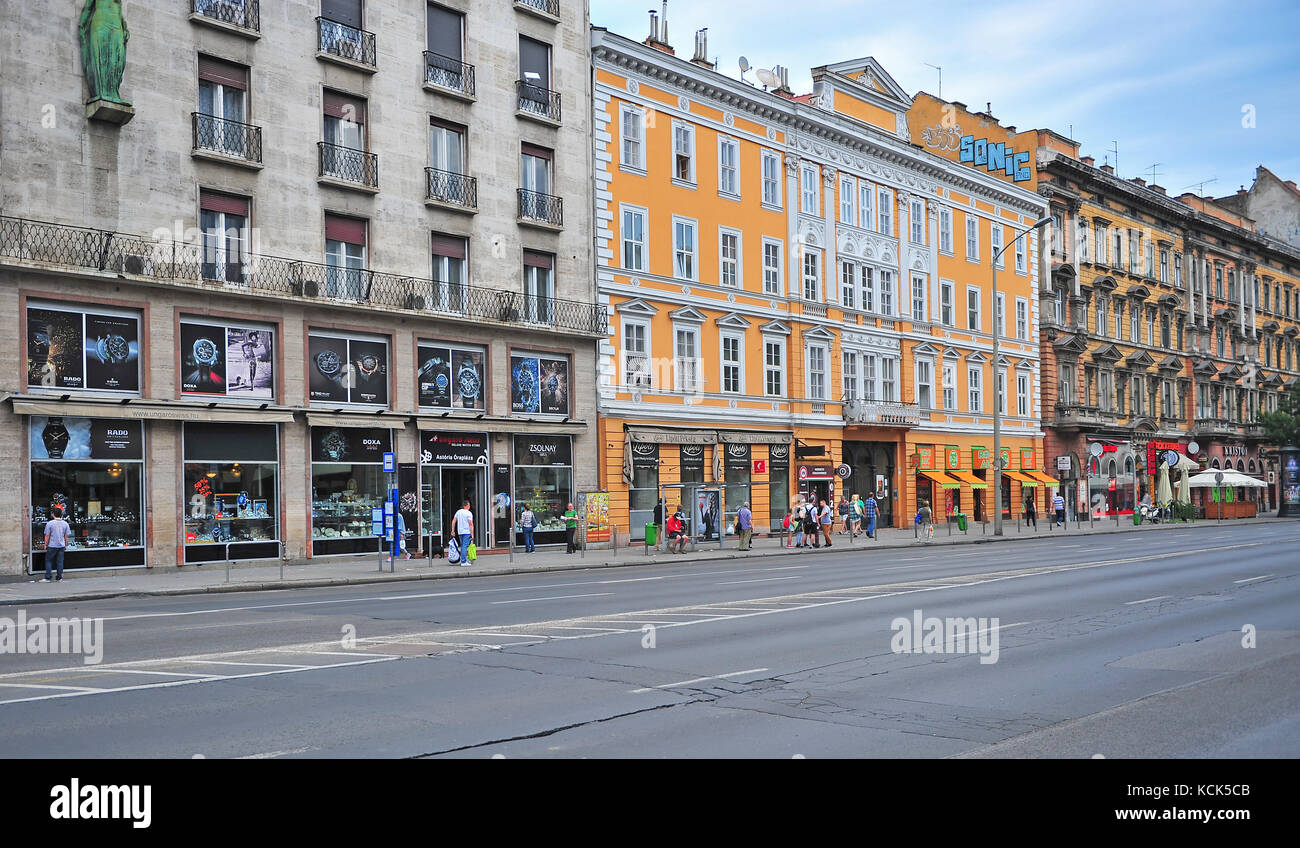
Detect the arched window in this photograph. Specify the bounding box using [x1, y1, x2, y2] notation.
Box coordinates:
[1248, 459, 1257, 473]
[1106, 458, 1117, 478]
[1211, 457, 1221, 469]
[1237, 459, 1245, 472]
[1124, 457, 1134, 476]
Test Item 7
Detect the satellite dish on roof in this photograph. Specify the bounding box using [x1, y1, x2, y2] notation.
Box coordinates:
[755, 67, 779, 90]
[739, 56, 751, 83]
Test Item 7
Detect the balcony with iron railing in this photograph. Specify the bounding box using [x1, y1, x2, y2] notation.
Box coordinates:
[841, 396, 921, 426]
[319, 142, 378, 191]
[191, 113, 263, 165]
[516, 80, 561, 124]
[426, 168, 477, 212]
[190, 0, 259, 34]
[317, 17, 376, 69]
[514, 0, 560, 21]
[518, 188, 563, 228]
[0, 215, 608, 337]
[424, 51, 475, 99]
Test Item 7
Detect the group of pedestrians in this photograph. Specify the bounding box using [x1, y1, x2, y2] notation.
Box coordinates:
[782, 492, 879, 548]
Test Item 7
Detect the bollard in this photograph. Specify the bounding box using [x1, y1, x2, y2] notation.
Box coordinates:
[280, 541, 285, 581]
[948, 516, 952, 536]
[612, 525, 618, 559]
[225, 544, 231, 583]
[377, 537, 383, 572]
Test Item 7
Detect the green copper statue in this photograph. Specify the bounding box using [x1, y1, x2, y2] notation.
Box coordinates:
[79, 0, 131, 105]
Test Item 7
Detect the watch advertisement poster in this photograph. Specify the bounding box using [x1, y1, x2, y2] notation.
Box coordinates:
[417, 343, 484, 410]
[180, 322, 226, 395]
[309, 334, 388, 406]
[30, 417, 143, 461]
[310, 427, 392, 463]
[510, 353, 569, 415]
[27, 305, 140, 393]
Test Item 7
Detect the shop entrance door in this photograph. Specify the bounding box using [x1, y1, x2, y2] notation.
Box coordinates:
[441, 466, 486, 548]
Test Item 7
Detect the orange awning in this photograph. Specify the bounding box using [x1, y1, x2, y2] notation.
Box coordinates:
[919, 470, 961, 489]
[1004, 471, 1037, 486]
[948, 470, 988, 489]
[1024, 470, 1060, 485]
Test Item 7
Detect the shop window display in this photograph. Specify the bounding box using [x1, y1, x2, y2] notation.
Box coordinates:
[184, 464, 276, 546]
[311, 427, 392, 555]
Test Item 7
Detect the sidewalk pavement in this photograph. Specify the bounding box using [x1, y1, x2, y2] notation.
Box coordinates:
[2, 514, 1291, 606]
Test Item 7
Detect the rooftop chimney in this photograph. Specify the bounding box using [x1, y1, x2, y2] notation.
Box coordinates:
[644, 2, 674, 54]
[1151, 184, 1166, 195]
[647, 9, 658, 43]
[1081, 155, 1095, 166]
[1132, 177, 1146, 187]
[1286, 180, 1298, 191]
[690, 28, 714, 69]
[1100, 164, 1114, 175]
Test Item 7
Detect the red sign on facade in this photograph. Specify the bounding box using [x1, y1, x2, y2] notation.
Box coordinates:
[1146, 440, 1183, 469]
[973, 447, 992, 470]
[752, 459, 767, 474]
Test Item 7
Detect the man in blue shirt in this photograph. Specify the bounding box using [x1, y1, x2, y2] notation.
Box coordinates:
[43, 505, 72, 582]
[863, 493, 879, 539]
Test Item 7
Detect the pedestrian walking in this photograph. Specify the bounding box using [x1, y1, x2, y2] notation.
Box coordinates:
[917, 499, 934, 543]
[792, 501, 806, 548]
[451, 500, 474, 567]
[737, 502, 753, 551]
[1024, 494, 1037, 529]
[848, 493, 863, 538]
[519, 502, 536, 553]
[1052, 491, 1066, 526]
[838, 496, 850, 535]
[563, 502, 579, 554]
[819, 498, 834, 547]
[387, 512, 411, 563]
[42, 505, 71, 582]
[863, 492, 878, 539]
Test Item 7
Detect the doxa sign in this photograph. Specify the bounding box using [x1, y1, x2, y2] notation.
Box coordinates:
[960, 135, 1032, 182]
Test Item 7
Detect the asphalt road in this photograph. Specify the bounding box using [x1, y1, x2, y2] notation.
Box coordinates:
[1, 522, 1296, 758]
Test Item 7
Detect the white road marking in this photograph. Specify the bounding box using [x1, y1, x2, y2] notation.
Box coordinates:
[0, 683, 101, 692]
[201, 661, 314, 669]
[1124, 596, 1170, 605]
[1234, 575, 1273, 584]
[237, 747, 314, 759]
[717, 576, 804, 585]
[73, 668, 217, 677]
[631, 668, 769, 693]
[86, 591, 470, 622]
[490, 593, 615, 605]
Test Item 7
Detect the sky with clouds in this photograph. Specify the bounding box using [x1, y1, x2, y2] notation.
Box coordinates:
[590, 0, 1300, 200]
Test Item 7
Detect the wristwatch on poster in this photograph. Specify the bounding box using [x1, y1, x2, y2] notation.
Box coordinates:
[192, 337, 220, 368]
[320, 429, 349, 462]
[457, 362, 480, 404]
[315, 349, 345, 385]
[514, 364, 536, 408]
[42, 417, 70, 458]
[356, 352, 380, 382]
[95, 333, 130, 365]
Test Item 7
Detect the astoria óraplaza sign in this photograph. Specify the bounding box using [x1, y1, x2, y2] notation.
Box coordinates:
[960, 135, 1032, 182]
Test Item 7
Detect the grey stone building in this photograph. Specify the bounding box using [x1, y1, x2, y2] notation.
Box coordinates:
[0, 0, 600, 574]
[1216, 166, 1300, 250]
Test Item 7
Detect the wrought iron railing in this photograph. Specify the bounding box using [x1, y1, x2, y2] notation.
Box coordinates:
[424, 51, 475, 96]
[317, 17, 376, 67]
[192, 0, 259, 31]
[192, 113, 263, 163]
[426, 168, 478, 209]
[319, 142, 379, 188]
[515, 0, 560, 17]
[0, 215, 607, 336]
[518, 188, 563, 227]
[516, 80, 561, 122]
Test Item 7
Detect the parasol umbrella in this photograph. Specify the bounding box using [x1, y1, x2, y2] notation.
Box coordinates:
[1178, 464, 1190, 503]
[1157, 462, 1173, 507]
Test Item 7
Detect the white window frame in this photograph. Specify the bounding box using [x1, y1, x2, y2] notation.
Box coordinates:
[840, 261, 856, 309]
[760, 149, 782, 209]
[1096, 226, 1108, 264]
[911, 274, 927, 323]
[996, 367, 1008, 415]
[859, 181, 873, 230]
[877, 186, 893, 235]
[840, 175, 856, 225]
[720, 332, 744, 394]
[802, 249, 821, 301]
[673, 324, 700, 393]
[1016, 370, 1030, 417]
[1078, 219, 1090, 263]
[968, 365, 983, 413]
[762, 237, 783, 295]
[1014, 235, 1026, 274]
[764, 337, 785, 397]
[622, 318, 652, 388]
[965, 214, 979, 262]
[620, 203, 647, 272]
[842, 350, 858, 400]
[879, 268, 894, 315]
[881, 357, 897, 402]
[915, 356, 934, 410]
[619, 103, 646, 173]
[991, 224, 1004, 269]
[996, 292, 1006, 338]
[672, 216, 697, 281]
[910, 198, 925, 244]
[717, 135, 740, 198]
[966, 286, 981, 332]
[940, 280, 954, 326]
[862, 353, 877, 401]
[939, 208, 953, 255]
[860, 265, 876, 314]
[671, 120, 696, 186]
[942, 358, 957, 410]
[800, 164, 819, 215]
[806, 343, 828, 401]
[1015, 297, 1028, 340]
[718, 227, 742, 288]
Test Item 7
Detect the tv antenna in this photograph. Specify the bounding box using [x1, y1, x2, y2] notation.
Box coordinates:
[1184, 176, 1218, 196]
[738, 56, 751, 85]
[1146, 163, 1162, 184]
[1109, 141, 1119, 176]
[923, 62, 942, 98]
[755, 67, 779, 91]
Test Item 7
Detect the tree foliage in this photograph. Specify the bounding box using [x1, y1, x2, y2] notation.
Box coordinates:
[1258, 386, 1300, 447]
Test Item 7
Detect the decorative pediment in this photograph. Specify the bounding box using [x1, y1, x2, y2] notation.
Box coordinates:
[1157, 293, 1181, 309]
[1125, 349, 1156, 368]
[1092, 275, 1119, 292]
[802, 326, 836, 342]
[1157, 355, 1184, 372]
[1261, 320, 1279, 333]
[965, 350, 988, 363]
[761, 320, 791, 336]
[616, 298, 659, 316]
[1215, 306, 1237, 322]
[1015, 359, 1034, 371]
[942, 347, 961, 359]
[1193, 357, 1219, 376]
[668, 305, 707, 323]
[1051, 262, 1077, 283]
[1091, 344, 1123, 363]
[1285, 326, 1299, 338]
[1053, 332, 1090, 355]
[912, 342, 940, 355]
[1131, 417, 1159, 433]
[1259, 372, 1283, 388]
[995, 355, 1013, 367]
[1126, 284, 1151, 300]
[715, 312, 752, 329]
[1217, 363, 1244, 380]
[1285, 376, 1300, 388]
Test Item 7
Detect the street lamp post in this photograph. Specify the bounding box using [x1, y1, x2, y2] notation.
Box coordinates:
[992, 216, 1053, 537]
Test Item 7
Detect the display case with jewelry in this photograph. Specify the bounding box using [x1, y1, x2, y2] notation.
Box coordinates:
[183, 466, 278, 545]
[30, 495, 142, 550]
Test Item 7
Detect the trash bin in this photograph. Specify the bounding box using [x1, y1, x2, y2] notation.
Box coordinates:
[1132, 512, 1142, 526]
[956, 513, 968, 532]
[644, 523, 658, 547]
